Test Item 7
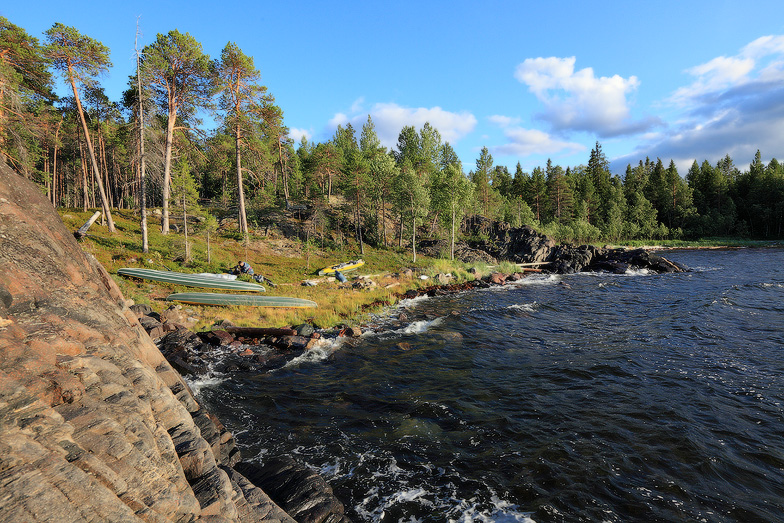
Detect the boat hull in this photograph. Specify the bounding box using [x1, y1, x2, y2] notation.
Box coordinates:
[166, 292, 317, 308]
[118, 268, 266, 292]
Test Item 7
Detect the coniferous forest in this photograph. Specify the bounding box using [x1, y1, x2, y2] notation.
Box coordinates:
[3, 16, 784, 256]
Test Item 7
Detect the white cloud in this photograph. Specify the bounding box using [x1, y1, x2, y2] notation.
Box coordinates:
[490, 125, 585, 157]
[488, 115, 521, 127]
[288, 127, 312, 143]
[327, 102, 477, 148]
[328, 112, 349, 128]
[671, 35, 784, 105]
[671, 56, 755, 103]
[514, 56, 657, 137]
[619, 34, 784, 172]
[350, 97, 365, 114]
[742, 35, 784, 59]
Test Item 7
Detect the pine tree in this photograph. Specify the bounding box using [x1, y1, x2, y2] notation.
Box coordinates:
[586, 141, 612, 225]
[143, 30, 213, 234]
[216, 41, 270, 244]
[0, 16, 54, 170]
[546, 159, 573, 224]
[45, 23, 115, 232]
[170, 157, 199, 261]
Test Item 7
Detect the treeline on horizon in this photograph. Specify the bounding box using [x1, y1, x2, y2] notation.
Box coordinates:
[2, 16, 784, 261]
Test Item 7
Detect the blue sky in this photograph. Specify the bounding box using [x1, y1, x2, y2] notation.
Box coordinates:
[5, 1, 784, 175]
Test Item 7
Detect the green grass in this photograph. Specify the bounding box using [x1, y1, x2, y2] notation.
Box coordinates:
[64, 208, 481, 331]
[614, 237, 783, 249]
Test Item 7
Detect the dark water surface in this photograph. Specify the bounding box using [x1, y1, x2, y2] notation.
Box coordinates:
[191, 248, 784, 522]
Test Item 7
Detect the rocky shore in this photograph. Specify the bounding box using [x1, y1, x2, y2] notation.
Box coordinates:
[0, 162, 688, 523]
[0, 164, 349, 523]
[135, 240, 688, 386]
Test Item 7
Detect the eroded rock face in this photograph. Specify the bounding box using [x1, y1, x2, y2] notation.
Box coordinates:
[0, 164, 294, 521]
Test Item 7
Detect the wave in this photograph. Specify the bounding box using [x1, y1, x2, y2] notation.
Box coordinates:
[184, 374, 226, 395]
[469, 301, 538, 314]
[512, 274, 560, 286]
[279, 337, 345, 369]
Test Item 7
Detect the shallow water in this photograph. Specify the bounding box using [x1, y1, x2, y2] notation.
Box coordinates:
[192, 248, 784, 522]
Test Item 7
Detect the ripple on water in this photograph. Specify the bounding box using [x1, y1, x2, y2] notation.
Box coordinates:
[190, 248, 784, 522]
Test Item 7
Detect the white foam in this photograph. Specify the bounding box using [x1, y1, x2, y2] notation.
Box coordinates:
[402, 317, 443, 334]
[279, 337, 344, 369]
[512, 274, 560, 286]
[183, 375, 225, 395]
[398, 294, 432, 307]
[507, 302, 537, 313]
[448, 495, 537, 523]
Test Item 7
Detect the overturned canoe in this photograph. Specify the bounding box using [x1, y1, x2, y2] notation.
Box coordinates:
[318, 259, 365, 276]
[166, 292, 317, 308]
[118, 268, 265, 292]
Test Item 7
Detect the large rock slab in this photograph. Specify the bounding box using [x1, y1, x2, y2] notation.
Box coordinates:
[0, 163, 294, 521]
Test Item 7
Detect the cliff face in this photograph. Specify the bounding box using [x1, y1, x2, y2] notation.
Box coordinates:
[0, 164, 295, 521]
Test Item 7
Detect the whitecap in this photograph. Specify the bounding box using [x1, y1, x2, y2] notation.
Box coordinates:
[184, 375, 225, 395]
[507, 302, 537, 313]
[513, 274, 560, 286]
[447, 495, 537, 523]
[402, 317, 443, 334]
[398, 294, 432, 307]
[279, 337, 344, 369]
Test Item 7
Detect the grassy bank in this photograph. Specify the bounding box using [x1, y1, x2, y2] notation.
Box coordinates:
[61, 209, 480, 331]
[614, 238, 784, 250]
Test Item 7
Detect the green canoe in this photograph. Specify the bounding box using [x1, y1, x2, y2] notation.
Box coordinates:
[118, 268, 266, 292]
[166, 292, 317, 308]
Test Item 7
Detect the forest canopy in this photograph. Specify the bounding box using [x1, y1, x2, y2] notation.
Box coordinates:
[2, 16, 783, 255]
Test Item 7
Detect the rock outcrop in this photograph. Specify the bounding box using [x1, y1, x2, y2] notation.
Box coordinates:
[460, 217, 687, 274]
[0, 163, 314, 521]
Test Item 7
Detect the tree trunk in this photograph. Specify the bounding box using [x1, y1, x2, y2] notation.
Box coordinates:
[79, 140, 88, 212]
[52, 117, 62, 207]
[411, 212, 417, 263]
[236, 124, 249, 244]
[183, 193, 190, 261]
[355, 175, 364, 255]
[68, 66, 115, 232]
[162, 101, 178, 234]
[451, 205, 456, 260]
[136, 37, 149, 253]
[279, 136, 290, 204]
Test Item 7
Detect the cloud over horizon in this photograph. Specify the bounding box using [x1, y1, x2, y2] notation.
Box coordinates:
[327, 102, 478, 150]
[615, 35, 784, 173]
[514, 56, 661, 138]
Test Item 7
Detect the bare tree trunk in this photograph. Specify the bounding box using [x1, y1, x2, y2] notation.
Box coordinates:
[162, 102, 177, 234]
[183, 193, 190, 261]
[79, 140, 88, 212]
[136, 25, 149, 253]
[52, 117, 62, 207]
[279, 137, 290, 203]
[236, 125, 249, 244]
[411, 212, 417, 263]
[451, 205, 456, 260]
[68, 65, 115, 232]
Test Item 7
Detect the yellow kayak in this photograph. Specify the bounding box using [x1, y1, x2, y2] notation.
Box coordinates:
[318, 259, 365, 276]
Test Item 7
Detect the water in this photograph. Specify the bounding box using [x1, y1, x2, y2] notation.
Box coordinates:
[191, 248, 784, 522]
